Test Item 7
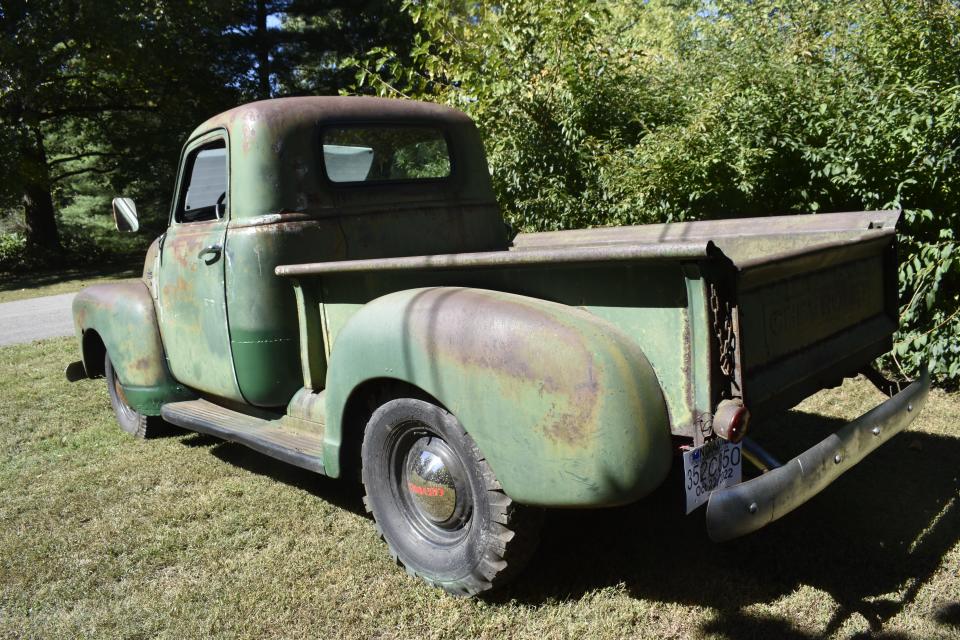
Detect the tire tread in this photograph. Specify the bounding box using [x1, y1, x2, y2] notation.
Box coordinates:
[361, 398, 542, 597]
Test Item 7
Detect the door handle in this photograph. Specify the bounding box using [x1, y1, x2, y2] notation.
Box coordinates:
[198, 243, 222, 264]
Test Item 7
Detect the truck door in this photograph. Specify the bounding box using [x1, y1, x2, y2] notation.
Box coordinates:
[156, 131, 242, 401]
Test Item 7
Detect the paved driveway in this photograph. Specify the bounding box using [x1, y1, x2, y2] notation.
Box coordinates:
[0, 293, 76, 346]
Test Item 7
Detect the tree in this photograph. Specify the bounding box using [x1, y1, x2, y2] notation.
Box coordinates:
[0, 0, 418, 263]
[0, 0, 243, 256]
[273, 0, 417, 96]
[352, 0, 960, 383]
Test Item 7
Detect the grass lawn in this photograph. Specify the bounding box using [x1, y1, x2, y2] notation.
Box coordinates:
[0, 193, 153, 303]
[1, 337, 958, 639]
[0, 263, 142, 304]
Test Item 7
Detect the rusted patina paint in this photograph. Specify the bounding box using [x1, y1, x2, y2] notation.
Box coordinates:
[276, 240, 711, 277]
[412, 288, 604, 449]
[511, 209, 900, 261]
[171, 97, 510, 407]
[66, 93, 907, 532]
[151, 127, 241, 401]
[322, 287, 674, 508]
[183, 97, 506, 243]
[72, 281, 192, 415]
[156, 215, 239, 401]
[285, 386, 327, 424]
[310, 259, 699, 441]
[142, 235, 161, 299]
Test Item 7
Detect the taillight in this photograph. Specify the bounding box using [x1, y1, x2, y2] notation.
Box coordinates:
[713, 399, 750, 443]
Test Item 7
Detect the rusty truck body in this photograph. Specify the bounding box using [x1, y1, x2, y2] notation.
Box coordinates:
[66, 97, 930, 596]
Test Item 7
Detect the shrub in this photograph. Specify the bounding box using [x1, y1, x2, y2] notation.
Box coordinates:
[351, 0, 960, 385]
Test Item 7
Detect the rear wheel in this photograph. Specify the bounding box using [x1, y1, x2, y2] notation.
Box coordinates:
[105, 354, 166, 439]
[361, 397, 542, 596]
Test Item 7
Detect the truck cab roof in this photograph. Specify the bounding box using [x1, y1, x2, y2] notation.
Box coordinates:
[186, 96, 498, 222]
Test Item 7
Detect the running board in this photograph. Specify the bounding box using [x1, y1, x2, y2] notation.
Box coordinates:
[161, 399, 325, 474]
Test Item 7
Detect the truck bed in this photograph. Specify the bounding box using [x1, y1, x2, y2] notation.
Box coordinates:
[276, 210, 900, 428]
[510, 210, 896, 254]
[511, 210, 901, 415]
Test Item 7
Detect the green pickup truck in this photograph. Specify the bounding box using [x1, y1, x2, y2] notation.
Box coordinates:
[67, 97, 930, 596]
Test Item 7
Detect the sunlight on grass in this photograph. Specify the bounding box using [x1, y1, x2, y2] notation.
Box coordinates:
[0, 193, 157, 300]
[1, 337, 958, 639]
[0, 269, 141, 304]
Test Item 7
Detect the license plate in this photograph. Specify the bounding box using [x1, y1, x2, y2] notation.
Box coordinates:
[683, 439, 742, 514]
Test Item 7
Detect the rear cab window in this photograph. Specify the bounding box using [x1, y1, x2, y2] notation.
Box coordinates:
[321, 126, 451, 184]
[176, 140, 228, 223]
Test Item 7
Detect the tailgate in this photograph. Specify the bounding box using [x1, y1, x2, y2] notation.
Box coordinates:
[713, 211, 900, 416]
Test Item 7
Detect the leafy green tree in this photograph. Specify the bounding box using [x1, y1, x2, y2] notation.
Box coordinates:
[0, 0, 244, 257]
[0, 0, 416, 266]
[275, 0, 416, 95]
[352, 0, 960, 383]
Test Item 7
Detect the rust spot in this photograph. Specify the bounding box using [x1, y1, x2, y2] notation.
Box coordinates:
[410, 288, 603, 447]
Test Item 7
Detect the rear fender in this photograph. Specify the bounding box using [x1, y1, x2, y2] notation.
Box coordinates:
[72, 281, 192, 415]
[324, 287, 673, 507]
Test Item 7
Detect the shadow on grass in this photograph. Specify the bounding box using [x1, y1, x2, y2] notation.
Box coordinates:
[936, 601, 960, 628]
[172, 407, 958, 639]
[178, 432, 369, 518]
[490, 408, 960, 639]
[0, 260, 142, 294]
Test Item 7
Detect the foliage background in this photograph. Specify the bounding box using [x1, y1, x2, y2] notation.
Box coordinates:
[1, 0, 957, 384]
[352, 0, 960, 385]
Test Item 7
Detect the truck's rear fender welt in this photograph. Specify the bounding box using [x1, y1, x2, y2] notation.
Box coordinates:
[72, 281, 192, 415]
[323, 287, 674, 508]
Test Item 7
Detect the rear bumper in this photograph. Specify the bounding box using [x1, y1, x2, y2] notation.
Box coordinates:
[706, 367, 931, 542]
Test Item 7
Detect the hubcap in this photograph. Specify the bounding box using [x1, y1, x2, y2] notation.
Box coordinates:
[403, 436, 467, 529]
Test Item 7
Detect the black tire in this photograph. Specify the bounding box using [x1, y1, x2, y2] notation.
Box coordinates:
[105, 354, 166, 439]
[361, 397, 543, 596]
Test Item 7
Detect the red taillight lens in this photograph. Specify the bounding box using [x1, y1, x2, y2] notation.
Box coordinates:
[713, 399, 750, 443]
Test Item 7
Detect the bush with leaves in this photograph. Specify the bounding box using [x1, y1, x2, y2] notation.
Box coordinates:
[349, 0, 960, 385]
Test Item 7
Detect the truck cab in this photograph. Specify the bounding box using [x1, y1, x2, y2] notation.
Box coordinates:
[151, 98, 506, 409]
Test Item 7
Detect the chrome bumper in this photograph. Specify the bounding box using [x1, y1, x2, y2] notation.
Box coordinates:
[706, 367, 931, 542]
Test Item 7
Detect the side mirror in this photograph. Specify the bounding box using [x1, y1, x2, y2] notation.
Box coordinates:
[112, 197, 139, 233]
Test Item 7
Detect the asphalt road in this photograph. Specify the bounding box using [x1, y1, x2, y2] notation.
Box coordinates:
[0, 293, 76, 347]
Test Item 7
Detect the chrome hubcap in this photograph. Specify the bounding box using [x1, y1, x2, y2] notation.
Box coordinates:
[403, 436, 466, 529]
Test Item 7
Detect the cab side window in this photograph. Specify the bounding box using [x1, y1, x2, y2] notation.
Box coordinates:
[176, 140, 227, 223]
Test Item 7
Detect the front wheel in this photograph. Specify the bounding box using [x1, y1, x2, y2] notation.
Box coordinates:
[104, 354, 166, 439]
[361, 397, 543, 596]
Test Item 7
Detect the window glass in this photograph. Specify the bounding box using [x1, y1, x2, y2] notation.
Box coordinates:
[178, 141, 227, 223]
[322, 126, 451, 183]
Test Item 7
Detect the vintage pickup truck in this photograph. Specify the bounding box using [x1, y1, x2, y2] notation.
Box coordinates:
[66, 97, 929, 596]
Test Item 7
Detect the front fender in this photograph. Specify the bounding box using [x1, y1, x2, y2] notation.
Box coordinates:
[72, 281, 191, 415]
[325, 287, 672, 507]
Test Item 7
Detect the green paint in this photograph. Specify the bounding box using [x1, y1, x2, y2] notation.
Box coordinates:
[156, 130, 240, 401]
[69, 97, 903, 518]
[72, 281, 193, 415]
[316, 262, 703, 442]
[321, 286, 674, 507]
[683, 267, 714, 424]
[119, 383, 192, 415]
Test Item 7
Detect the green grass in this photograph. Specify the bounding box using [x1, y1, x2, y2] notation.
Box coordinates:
[2, 337, 958, 639]
[0, 193, 158, 302]
[0, 264, 141, 303]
